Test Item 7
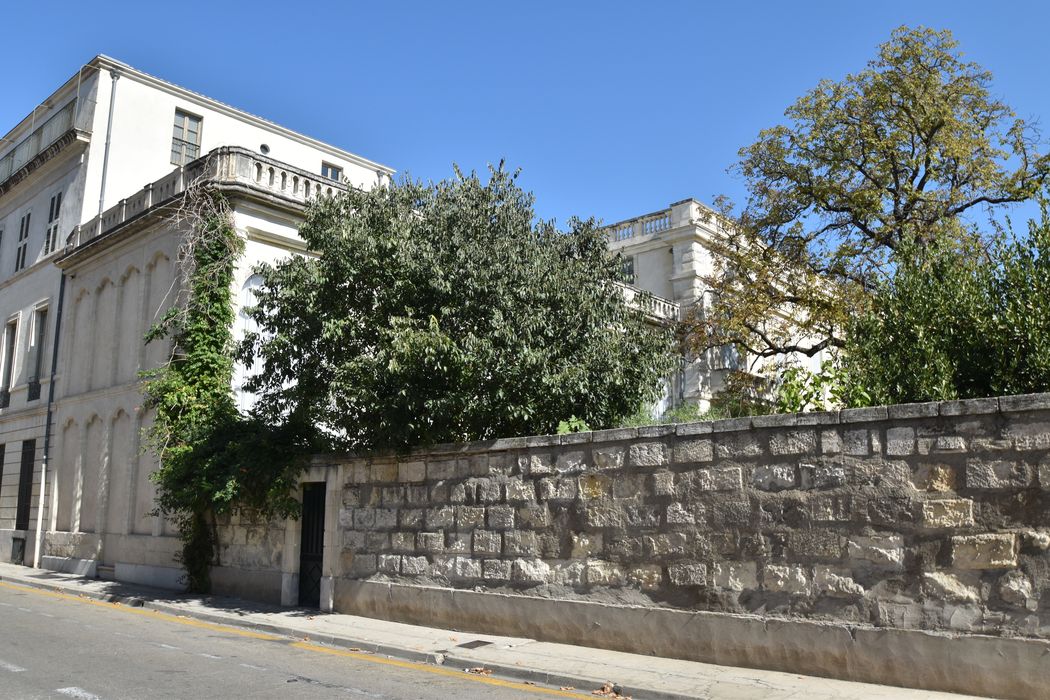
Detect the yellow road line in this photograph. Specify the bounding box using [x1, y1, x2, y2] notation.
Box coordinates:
[0, 581, 279, 640]
[1, 579, 594, 698]
[291, 641, 593, 698]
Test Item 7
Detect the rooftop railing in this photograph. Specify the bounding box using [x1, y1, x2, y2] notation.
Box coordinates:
[615, 281, 681, 323]
[0, 100, 85, 184]
[70, 147, 345, 248]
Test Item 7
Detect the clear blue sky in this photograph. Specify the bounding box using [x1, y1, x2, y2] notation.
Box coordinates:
[4, 1, 1048, 228]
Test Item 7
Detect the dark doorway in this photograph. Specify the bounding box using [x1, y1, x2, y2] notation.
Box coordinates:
[15, 439, 35, 531]
[298, 482, 326, 608]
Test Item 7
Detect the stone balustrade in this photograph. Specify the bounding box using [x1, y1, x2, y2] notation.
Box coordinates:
[606, 208, 674, 242]
[69, 146, 345, 247]
[615, 281, 680, 323]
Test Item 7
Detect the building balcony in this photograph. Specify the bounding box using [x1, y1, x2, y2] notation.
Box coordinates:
[616, 281, 680, 324]
[0, 100, 92, 198]
[69, 147, 345, 248]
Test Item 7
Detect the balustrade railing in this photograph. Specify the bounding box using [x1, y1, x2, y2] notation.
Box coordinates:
[70, 147, 345, 248]
[606, 208, 673, 243]
[615, 281, 681, 323]
[0, 100, 80, 184]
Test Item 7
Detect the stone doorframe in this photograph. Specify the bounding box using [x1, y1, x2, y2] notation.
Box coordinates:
[280, 462, 340, 611]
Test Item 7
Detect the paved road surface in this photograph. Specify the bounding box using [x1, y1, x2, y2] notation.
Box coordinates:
[0, 582, 593, 699]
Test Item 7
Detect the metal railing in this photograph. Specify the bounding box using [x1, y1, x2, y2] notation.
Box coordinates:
[0, 101, 80, 183]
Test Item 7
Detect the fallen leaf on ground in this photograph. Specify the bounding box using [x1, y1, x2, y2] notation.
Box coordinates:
[591, 681, 631, 699]
[559, 688, 575, 692]
[466, 667, 492, 676]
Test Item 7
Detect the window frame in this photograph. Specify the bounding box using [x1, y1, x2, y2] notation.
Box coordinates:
[44, 190, 62, 256]
[26, 305, 47, 401]
[1, 317, 18, 408]
[15, 211, 30, 272]
[170, 108, 203, 166]
[321, 162, 343, 182]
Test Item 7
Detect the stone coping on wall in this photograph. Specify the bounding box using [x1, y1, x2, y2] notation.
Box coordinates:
[313, 392, 1050, 463]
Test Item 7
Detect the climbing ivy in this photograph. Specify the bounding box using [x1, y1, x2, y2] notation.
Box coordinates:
[142, 192, 309, 592]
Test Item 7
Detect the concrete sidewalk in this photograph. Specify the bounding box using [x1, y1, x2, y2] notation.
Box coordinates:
[0, 561, 982, 700]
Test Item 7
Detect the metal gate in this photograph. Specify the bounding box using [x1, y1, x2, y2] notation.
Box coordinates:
[298, 482, 326, 608]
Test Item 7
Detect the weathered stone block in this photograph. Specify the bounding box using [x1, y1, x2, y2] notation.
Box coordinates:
[377, 554, 400, 574]
[799, 463, 847, 490]
[629, 442, 671, 467]
[697, 467, 743, 492]
[922, 571, 980, 603]
[516, 505, 551, 529]
[715, 433, 764, 460]
[998, 571, 1036, 609]
[365, 532, 390, 551]
[665, 502, 698, 525]
[593, 446, 626, 470]
[952, 533, 1017, 569]
[417, 532, 444, 553]
[338, 507, 354, 528]
[503, 530, 539, 556]
[808, 495, 850, 522]
[885, 427, 916, 456]
[449, 483, 467, 504]
[578, 475, 610, 501]
[753, 464, 796, 491]
[398, 461, 426, 483]
[538, 478, 577, 502]
[611, 474, 647, 499]
[847, 535, 904, 568]
[455, 557, 482, 580]
[668, 562, 706, 587]
[820, 429, 843, 455]
[374, 508, 398, 530]
[424, 507, 455, 529]
[391, 532, 415, 552]
[584, 504, 625, 529]
[506, 481, 536, 503]
[352, 509, 376, 530]
[549, 560, 585, 586]
[487, 505, 515, 530]
[585, 560, 624, 586]
[405, 485, 429, 506]
[474, 479, 503, 504]
[483, 559, 512, 580]
[511, 558, 551, 584]
[455, 506, 485, 530]
[921, 499, 974, 528]
[445, 532, 471, 553]
[371, 462, 398, 482]
[1039, 459, 1050, 490]
[526, 453, 554, 476]
[843, 429, 874, 456]
[909, 464, 958, 492]
[380, 486, 404, 506]
[933, 436, 966, 453]
[674, 438, 713, 464]
[472, 530, 502, 556]
[769, 429, 817, 456]
[398, 554, 428, 579]
[628, 565, 664, 590]
[556, 450, 588, 473]
[789, 531, 845, 559]
[763, 564, 810, 594]
[624, 504, 661, 528]
[813, 566, 864, 597]
[645, 533, 689, 557]
[570, 532, 603, 558]
[651, 471, 675, 497]
[343, 530, 365, 550]
[711, 561, 758, 591]
[965, 459, 1031, 490]
[348, 553, 377, 577]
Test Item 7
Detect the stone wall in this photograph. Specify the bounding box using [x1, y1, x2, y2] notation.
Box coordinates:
[327, 394, 1050, 643]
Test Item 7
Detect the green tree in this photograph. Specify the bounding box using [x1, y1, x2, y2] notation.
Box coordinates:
[241, 165, 675, 451]
[844, 197, 1050, 404]
[697, 26, 1049, 361]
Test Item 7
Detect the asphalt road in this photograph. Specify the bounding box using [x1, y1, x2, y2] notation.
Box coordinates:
[0, 582, 594, 700]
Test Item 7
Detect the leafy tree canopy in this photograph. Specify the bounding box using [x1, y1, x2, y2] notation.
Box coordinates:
[241, 165, 675, 452]
[697, 26, 1049, 360]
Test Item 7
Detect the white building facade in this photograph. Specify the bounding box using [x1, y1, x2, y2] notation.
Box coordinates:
[0, 56, 392, 588]
[606, 199, 826, 412]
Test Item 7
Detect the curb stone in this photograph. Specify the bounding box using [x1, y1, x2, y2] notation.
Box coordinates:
[0, 570, 688, 700]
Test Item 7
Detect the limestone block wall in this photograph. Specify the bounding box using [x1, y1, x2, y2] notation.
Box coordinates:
[327, 393, 1050, 639]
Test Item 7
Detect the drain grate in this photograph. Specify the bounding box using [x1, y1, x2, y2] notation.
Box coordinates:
[456, 640, 494, 649]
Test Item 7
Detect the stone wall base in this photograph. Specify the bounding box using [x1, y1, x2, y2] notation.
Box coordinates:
[334, 579, 1049, 700]
[41, 556, 97, 578]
